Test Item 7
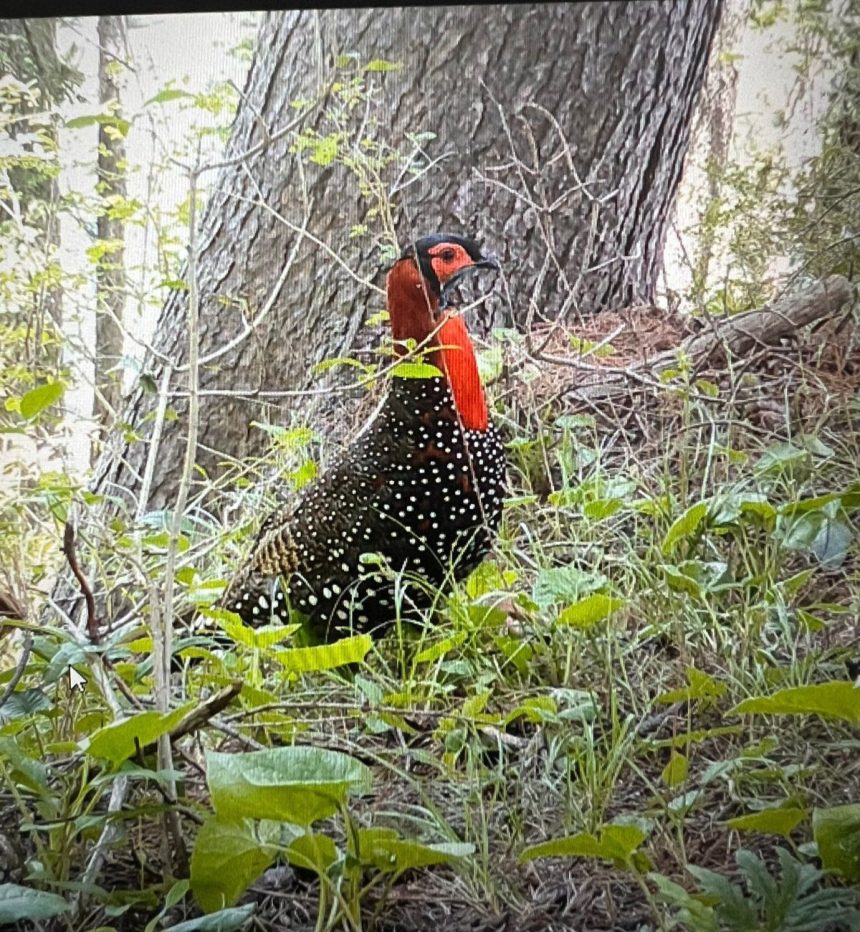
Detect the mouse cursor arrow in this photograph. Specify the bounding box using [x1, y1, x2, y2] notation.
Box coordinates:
[69, 667, 86, 692]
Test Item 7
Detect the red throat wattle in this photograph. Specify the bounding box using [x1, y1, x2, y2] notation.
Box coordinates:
[386, 259, 489, 432]
[437, 314, 488, 432]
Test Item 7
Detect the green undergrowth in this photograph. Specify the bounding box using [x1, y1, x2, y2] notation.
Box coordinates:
[2, 356, 860, 931]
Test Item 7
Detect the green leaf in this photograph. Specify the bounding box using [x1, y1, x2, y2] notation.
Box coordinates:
[274, 635, 372, 672]
[413, 632, 466, 664]
[0, 688, 53, 725]
[390, 362, 444, 379]
[84, 703, 196, 764]
[357, 828, 473, 874]
[144, 87, 194, 106]
[755, 441, 809, 474]
[657, 668, 726, 704]
[65, 114, 99, 129]
[661, 751, 689, 788]
[285, 831, 339, 874]
[0, 737, 50, 795]
[309, 134, 339, 166]
[649, 872, 718, 932]
[190, 816, 278, 913]
[663, 560, 729, 598]
[364, 59, 402, 72]
[519, 823, 647, 865]
[532, 566, 606, 609]
[724, 807, 805, 838]
[0, 884, 70, 923]
[813, 804, 860, 882]
[477, 345, 504, 383]
[206, 746, 372, 825]
[662, 502, 708, 553]
[557, 594, 624, 629]
[19, 382, 65, 418]
[730, 681, 860, 724]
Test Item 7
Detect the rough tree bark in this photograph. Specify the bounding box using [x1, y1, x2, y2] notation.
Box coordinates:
[85, 2, 722, 529]
[92, 15, 126, 452]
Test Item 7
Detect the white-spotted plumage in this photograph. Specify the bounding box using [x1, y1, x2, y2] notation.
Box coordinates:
[221, 375, 504, 641]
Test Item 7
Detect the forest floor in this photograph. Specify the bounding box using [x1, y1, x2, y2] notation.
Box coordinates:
[2, 285, 860, 931]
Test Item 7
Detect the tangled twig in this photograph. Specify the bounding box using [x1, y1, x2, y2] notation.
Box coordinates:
[63, 521, 99, 644]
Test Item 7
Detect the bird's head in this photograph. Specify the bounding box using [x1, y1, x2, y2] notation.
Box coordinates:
[386, 233, 499, 430]
[401, 233, 499, 310]
[386, 233, 499, 346]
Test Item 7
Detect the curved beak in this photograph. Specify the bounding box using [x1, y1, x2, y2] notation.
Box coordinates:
[475, 254, 500, 272]
[439, 253, 501, 309]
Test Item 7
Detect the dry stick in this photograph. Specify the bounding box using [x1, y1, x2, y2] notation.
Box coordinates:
[154, 161, 203, 879]
[138, 682, 243, 756]
[136, 365, 173, 521]
[62, 521, 99, 644]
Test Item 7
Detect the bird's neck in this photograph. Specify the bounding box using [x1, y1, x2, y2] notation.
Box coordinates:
[386, 260, 489, 432]
[436, 314, 488, 432]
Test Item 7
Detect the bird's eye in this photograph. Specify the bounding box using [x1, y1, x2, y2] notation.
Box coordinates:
[440, 249, 455, 261]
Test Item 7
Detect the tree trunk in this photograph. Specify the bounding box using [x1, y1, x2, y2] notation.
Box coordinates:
[92, 15, 126, 453]
[85, 3, 721, 529]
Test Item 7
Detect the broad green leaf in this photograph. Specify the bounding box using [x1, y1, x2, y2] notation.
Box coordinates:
[0, 736, 50, 795]
[464, 561, 517, 599]
[649, 872, 718, 931]
[85, 702, 196, 764]
[190, 816, 278, 913]
[477, 345, 504, 383]
[274, 634, 372, 672]
[583, 497, 624, 520]
[285, 832, 339, 875]
[662, 502, 708, 553]
[519, 823, 646, 865]
[667, 789, 704, 816]
[663, 560, 729, 598]
[777, 505, 853, 567]
[730, 681, 860, 724]
[0, 688, 53, 725]
[755, 441, 808, 474]
[206, 746, 372, 825]
[532, 566, 606, 609]
[557, 594, 624, 629]
[357, 827, 473, 873]
[661, 751, 688, 788]
[724, 807, 805, 838]
[390, 362, 444, 379]
[19, 382, 64, 418]
[711, 492, 775, 525]
[813, 804, 860, 882]
[504, 696, 558, 725]
[0, 884, 69, 922]
[218, 615, 300, 649]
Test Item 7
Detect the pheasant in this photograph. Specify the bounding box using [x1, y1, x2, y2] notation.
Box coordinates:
[220, 233, 505, 641]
